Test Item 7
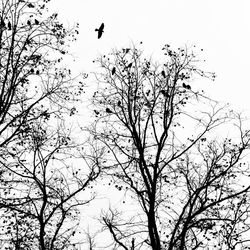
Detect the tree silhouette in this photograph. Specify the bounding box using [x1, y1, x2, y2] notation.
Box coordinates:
[0, 121, 100, 250]
[0, 0, 79, 150]
[90, 45, 250, 249]
[0, 0, 100, 249]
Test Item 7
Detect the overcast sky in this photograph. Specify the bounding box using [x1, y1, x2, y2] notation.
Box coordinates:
[49, 0, 250, 112]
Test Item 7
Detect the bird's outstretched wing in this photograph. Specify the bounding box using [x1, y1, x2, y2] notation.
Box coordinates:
[100, 23, 104, 31]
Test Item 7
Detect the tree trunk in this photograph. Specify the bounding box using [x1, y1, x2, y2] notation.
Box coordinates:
[148, 205, 161, 250]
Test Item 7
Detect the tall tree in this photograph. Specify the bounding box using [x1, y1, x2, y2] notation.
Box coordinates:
[0, 0, 99, 249]
[91, 45, 250, 249]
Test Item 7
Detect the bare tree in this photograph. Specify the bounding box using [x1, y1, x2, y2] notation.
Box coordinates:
[0, 0, 81, 150]
[0, 120, 100, 250]
[90, 44, 250, 249]
[0, 0, 100, 249]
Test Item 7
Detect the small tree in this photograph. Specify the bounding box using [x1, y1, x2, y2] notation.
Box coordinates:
[0, 0, 100, 249]
[91, 45, 250, 249]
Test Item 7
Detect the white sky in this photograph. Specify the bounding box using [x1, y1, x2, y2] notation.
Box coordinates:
[50, 0, 250, 112]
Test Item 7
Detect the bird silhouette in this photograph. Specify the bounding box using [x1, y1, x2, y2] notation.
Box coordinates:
[127, 62, 132, 68]
[182, 83, 191, 90]
[27, 20, 31, 26]
[27, 3, 35, 8]
[111, 67, 116, 75]
[34, 19, 39, 25]
[106, 108, 112, 113]
[95, 23, 104, 39]
[161, 70, 166, 78]
[131, 238, 135, 249]
[117, 100, 121, 106]
[7, 21, 11, 30]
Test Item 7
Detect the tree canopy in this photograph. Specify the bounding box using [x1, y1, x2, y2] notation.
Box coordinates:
[90, 45, 250, 250]
[1, 1, 250, 250]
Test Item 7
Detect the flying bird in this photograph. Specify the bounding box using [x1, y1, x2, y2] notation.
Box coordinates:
[95, 23, 104, 39]
[111, 67, 116, 75]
